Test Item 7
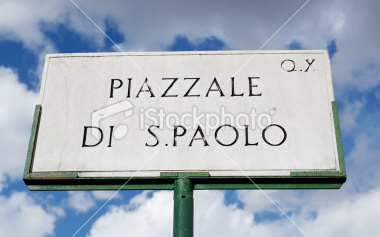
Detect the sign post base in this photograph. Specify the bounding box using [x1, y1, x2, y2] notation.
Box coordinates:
[173, 178, 194, 237]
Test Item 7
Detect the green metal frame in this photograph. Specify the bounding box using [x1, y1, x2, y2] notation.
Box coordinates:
[23, 102, 346, 191]
[173, 178, 194, 237]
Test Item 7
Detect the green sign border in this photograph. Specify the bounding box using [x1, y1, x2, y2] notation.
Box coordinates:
[23, 102, 346, 190]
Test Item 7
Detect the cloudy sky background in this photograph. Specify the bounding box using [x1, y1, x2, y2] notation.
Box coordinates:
[0, 0, 379, 236]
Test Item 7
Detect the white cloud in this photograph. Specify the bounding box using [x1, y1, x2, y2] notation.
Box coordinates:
[67, 191, 96, 213]
[0, 1, 63, 79]
[238, 187, 380, 237]
[339, 100, 365, 133]
[194, 190, 257, 236]
[235, 123, 380, 235]
[47, 205, 66, 218]
[86, 188, 380, 237]
[87, 191, 173, 237]
[1, 0, 380, 93]
[345, 133, 380, 190]
[85, 190, 302, 237]
[321, 2, 380, 93]
[0, 1, 65, 49]
[76, 0, 380, 95]
[303, 187, 380, 236]
[73, 0, 380, 94]
[0, 66, 38, 190]
[91, 190, 121, 200]
[0, 192, 57, 237]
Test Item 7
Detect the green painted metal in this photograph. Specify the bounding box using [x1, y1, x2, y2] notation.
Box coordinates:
[291, 171, 344, 177]
[26, 181, 342, 191]
[23, 102, 346, 191]
[28, 184, 174, 191]
[161, 172, 210, 177]
[194, 182, 343, 190]
[173, 178, 193, 237]
[29, 172, 78, 178]
[332, 101, 347, 177]
[23, 105, 41, 179]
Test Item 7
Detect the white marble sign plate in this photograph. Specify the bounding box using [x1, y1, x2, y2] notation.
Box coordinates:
[32, 50, 340, 177]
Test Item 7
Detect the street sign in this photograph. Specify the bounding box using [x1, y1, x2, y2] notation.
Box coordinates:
[24, 50, 346, 190]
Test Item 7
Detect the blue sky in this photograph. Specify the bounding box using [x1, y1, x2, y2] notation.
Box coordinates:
[0, 1, 380, 236]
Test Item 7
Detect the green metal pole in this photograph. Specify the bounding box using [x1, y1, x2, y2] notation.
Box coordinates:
[173, 178, 194, 237]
